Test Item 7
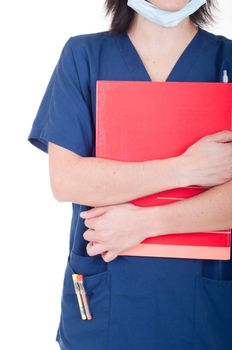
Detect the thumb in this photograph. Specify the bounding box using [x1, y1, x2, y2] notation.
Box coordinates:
[206, 130, 232, 143]
[80, 206, 108, 219]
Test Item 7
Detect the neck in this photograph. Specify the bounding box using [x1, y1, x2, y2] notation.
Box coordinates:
[127, 14, 198, 56]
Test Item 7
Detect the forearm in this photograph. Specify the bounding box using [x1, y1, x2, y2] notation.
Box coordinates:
[146, 179, 232, 236]
[58, 155, 186, 206]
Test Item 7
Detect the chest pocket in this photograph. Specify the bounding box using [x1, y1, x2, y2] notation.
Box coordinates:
[56, 250, 111, 350]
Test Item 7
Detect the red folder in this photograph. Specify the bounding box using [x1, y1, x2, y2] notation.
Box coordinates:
[96, 80, 232, 260]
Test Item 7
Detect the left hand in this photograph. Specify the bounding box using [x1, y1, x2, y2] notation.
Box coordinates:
[80, 203, 151, 262]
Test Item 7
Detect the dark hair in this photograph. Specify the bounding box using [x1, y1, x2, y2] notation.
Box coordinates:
[104, 0, 218, 34]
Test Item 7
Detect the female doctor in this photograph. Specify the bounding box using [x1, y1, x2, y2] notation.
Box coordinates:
[27, 1, 232, 349]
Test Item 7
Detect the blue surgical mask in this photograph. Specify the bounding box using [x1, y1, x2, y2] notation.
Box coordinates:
[127, 0, 207, 27]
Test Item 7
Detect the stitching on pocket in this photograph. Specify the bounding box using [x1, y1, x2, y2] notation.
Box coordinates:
[67, 258, 109, 294]
[106, 270, 112, 350]
[69, 249, 108, 274]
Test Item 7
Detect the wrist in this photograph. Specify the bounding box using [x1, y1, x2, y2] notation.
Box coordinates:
[141, 206, 168, 238]
[173, 155, 193, 188]
[158, 155, 191, 189]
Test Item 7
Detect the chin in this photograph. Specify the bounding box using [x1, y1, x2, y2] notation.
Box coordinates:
[148, 0, 189, 11]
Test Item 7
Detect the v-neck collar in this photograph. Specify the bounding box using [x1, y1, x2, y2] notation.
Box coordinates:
[114, 27, 206, 82]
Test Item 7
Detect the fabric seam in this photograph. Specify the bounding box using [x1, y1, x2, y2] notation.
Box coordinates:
[191, 275, 198, 350]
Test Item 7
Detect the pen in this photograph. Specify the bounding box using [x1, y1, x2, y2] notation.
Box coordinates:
[72, 274, 87, 320]
[76, 274, 93, 320]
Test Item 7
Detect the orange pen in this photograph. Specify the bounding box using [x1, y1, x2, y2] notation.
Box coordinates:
[77, 274, 93, 320]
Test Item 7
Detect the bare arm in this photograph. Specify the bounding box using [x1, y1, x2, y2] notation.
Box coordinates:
[48, 131, 232, 207]
[48, 142, 186, 207]
[146, 179, 232, 237]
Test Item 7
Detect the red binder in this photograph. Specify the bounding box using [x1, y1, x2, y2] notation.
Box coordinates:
[96, 80, 232, 260]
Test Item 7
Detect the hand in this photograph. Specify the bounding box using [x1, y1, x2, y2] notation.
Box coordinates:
[80, 203, 151, 262]
[181, 130, 232, 187]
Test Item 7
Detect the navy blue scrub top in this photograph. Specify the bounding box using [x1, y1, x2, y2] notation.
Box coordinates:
[27, 28, 232, 350]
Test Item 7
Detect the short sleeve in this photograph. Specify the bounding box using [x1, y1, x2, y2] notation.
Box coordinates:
[27, 37, 94, 156]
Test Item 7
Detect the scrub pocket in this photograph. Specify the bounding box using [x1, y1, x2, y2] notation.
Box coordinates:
[192, 274, 232, 350]
[56, 250, 111, 350]
[107, 256, 198, 350]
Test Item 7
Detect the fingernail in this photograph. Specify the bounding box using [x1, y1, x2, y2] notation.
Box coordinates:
[80, 211, 86, 217]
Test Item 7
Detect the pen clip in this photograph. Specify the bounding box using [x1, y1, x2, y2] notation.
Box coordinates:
[223, 69, 229, 83]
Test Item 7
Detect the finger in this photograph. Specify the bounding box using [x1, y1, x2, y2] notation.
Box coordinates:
[80, 206, 108, 219]
[101, 250, 118, 263]
[86, 241, 107, 256]
[85, 216, 105, 230]
[83, 229, 97, 242]
[84, 217, 97, 229]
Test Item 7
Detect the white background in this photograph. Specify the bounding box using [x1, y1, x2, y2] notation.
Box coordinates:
[1, 1, 231, 349]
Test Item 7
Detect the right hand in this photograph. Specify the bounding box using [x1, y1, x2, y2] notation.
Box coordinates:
[180, 130, 232, 187]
